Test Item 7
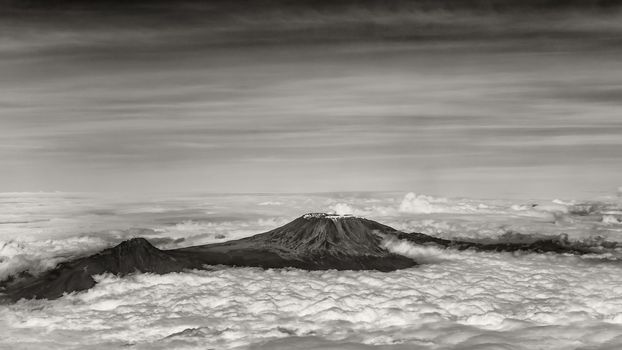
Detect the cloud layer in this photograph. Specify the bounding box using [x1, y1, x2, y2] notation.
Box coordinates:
[1, 241, 622, 349]
[0, 191, 621, 348]
[2, 191, 621, 281]
[2, 1, 622, 196]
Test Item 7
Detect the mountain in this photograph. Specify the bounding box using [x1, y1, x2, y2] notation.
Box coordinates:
[175, 213, 415, 271]
[392, 231, 597, 255]
[0, 214, 416, 301]
[0, 213, 601, 302]
[0, 238, 192, 301]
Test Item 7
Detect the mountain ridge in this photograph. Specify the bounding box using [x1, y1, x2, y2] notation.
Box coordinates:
[0, 213, 416, 301]
[0, 213, 603, 302]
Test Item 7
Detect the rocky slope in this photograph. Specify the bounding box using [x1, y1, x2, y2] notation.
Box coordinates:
[0, 213, 602, 301]
[0, 214, 416, 301]
[175, 213, 415, 271]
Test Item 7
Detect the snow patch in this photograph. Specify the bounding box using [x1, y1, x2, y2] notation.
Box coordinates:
[302, 212, 356, 219]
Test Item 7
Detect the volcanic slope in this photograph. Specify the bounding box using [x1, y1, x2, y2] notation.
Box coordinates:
[0, 214, 416, 301]
[0, 237, 190, 301]
[0, 213, 606, 301]
[175, 213, 416, 271]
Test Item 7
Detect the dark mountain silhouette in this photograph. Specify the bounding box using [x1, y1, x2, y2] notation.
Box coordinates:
[393, 231, 596, 255]
[174, 213, 414, 271]
[0, 238, 192, 301]
[0, 213, 602, 302]
[0, 214, 415, 301]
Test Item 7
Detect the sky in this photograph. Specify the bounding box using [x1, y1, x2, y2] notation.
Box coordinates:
[1, 0, 622, 199]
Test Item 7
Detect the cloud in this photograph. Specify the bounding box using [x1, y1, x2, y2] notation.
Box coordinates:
[0, 236, 113, 281]
[398, 192, 480, 214]
[0, 216, 295, 281]
[152, 217, 291, 248]
[399, 192, 446, 214]
[1, 192, 622, 349]
[2, 2, 622, 195]
[603, 215, 621, 225]
[327, 203, 356, 215]
[2, 240, 622, 349]
[258, 201, 283, 206]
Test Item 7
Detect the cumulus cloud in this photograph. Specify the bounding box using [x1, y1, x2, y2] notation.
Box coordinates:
[2, 240, 622, 349]
[0, 229, 158, 281]
[0, 216, 295, 281]
[325, 201, 398, 218]
[533, 202, 570, 214]
[603, 215, 621, 225]
[2, 192, 622, 349]
[398, 192, 479, 214]
[327, 203, 356, 216]
[399, 192, 446, 214]
[3, 191, 622, 283]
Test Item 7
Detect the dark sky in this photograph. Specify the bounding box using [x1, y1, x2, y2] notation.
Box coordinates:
[2, 0, 622, 198]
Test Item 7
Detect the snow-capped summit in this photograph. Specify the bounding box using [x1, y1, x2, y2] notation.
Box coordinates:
[252, 213, 397, 256]
[302, 212, 356, 219]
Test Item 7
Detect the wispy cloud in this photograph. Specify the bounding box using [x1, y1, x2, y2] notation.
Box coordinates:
[1, 1, 622, 196]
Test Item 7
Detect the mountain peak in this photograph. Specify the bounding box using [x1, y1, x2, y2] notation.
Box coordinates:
[2, 213, 608, 302]
[179, 213, 418, 271]
[302, 212, 357, 219]
[254, 214, 393, 257]
[2, 214, 416, 301]
[113, 237, 155, 249]
[104, 237, 160, 256]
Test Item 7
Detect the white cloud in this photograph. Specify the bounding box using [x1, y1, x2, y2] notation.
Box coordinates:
[0, 236, 114, 281]
[398, 192, 478, 214]
[399, 192, 441, 214]
[327, 203, 356, 215]
[2, 242, 622, 349]
[258, 201, 283, 206]
[2, 192, 622, 349]
[603, 215, 621, 225]
[325, 202, 399, 218]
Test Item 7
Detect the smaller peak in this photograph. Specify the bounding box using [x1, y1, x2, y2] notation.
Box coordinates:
[302, 212, 358, 219]
[113, 237, 155, 249]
